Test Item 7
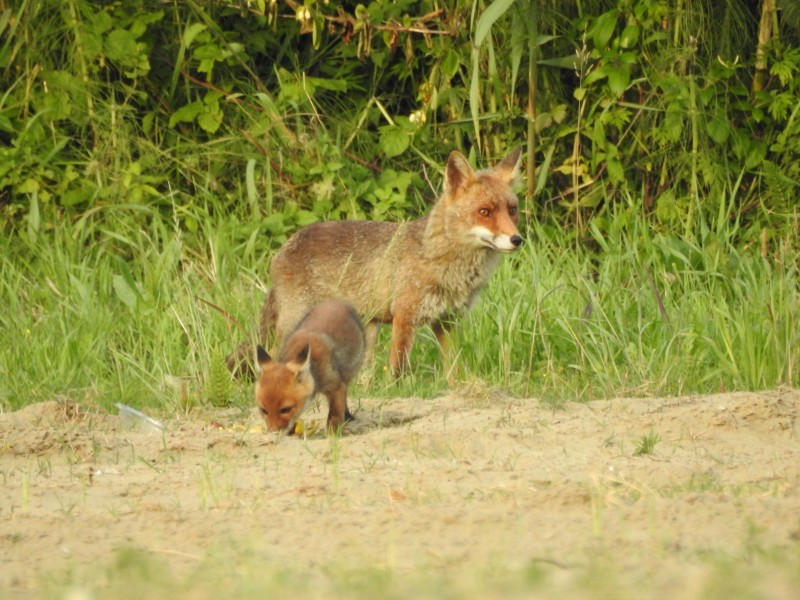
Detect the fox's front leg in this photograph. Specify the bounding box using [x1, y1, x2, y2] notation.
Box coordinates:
[325, 384, 350, 432]
[389, 314, 415, 377]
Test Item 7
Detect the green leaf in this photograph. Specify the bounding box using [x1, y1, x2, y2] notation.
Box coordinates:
[114, 257, 142, 310]
[169, 101, 202, 127]
[441, 48, 460, 79]
[619, 24, 639, 48]
[607, 65, 630, 96]
[183, 23, 207, 48]
[745, 140, 767, 169]
[705, 115, 729, 144]
[533, 34, 559, 47]
[246, 159, 258, 204]
[40, 71, 83, 121]
[474, 0, 516, 47]
[583, 65, 608, 86]
[18, 178, 39, 194]
[26, 192, 40, 243]
[380, 126, 410, 158]
[0, 113, 12, 133]
[91, 11, 112, 35]
[113, 275, 138, 310]
[61, 188, 89, 206]
[104, 29, 138, 63]
[470, 49, 481, 146]
[539, 55, 579, 70]
[589, 10, 619, 48]
[730, 129, 750, 160]
[535, 144, 555, 195]
[303, 76, 348, 93]
[663, 110, 683, 142]
[593, 118, 607, 147]
[606, 157, 624, 183]
[197, 108, 222, 133]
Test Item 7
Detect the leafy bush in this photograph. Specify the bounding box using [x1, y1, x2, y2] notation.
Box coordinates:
[2, 0, 799, 244]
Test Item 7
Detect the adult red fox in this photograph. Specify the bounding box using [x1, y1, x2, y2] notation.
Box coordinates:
[255, 300, 365, 434]
[230, 148, 522, 378]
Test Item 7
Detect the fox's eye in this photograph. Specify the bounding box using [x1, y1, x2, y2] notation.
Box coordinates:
[478, 208, 491, 218]
[258, 406, 268, 415]
[508, 206, 518, 217]
[279, 406, 292, 415]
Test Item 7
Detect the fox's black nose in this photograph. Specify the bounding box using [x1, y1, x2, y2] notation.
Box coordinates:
[510, 235, 523, 247]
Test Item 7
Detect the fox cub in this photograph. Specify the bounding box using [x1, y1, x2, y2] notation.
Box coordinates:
[255, 300, 365, 434]
[229, 148, 522, 379]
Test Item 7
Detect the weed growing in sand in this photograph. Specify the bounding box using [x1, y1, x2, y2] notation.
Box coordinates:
[633, 431, 661, 457]
[326, 431, 345, 490]
[36, 456, 52, 478]
[20, 462, 31, 513]
[206, 349, 235, 407]
[198, 461, 222, 511]
[55, 492, 79, 517]
[198, 456, 236, 510]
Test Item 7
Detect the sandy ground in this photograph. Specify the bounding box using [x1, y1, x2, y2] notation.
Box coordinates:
[1, 388, 799, 598]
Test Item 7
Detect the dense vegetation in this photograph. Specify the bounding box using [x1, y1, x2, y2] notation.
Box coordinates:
[1, 0, 798, 411]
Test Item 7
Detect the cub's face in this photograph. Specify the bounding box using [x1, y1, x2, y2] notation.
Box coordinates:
[255, 345, 314, 434]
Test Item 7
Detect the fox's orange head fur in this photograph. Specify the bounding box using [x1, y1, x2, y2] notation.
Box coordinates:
[442, 148, 523, 253]
[255, 344, 314, 433]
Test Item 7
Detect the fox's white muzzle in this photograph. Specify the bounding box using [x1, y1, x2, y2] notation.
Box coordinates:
[471, 227, 524, 252]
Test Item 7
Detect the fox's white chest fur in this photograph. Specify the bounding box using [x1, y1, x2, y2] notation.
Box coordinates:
[411, 247, 501, 325]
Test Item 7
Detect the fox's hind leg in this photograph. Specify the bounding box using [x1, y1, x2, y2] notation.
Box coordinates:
[389, 314, 415, 377]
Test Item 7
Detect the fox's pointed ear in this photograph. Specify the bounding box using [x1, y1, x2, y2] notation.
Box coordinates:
[444, 151, 476, 196]
[287, 343, 312, 376]
[493, 147, 523, 184]
[292, 344, 313, 381]
[256, 345, 271, 368]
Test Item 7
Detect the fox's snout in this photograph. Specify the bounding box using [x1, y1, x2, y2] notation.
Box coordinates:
[471, 228, 524, 253]
[492, 232, 524, 252]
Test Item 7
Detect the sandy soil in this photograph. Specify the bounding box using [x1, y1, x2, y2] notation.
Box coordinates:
[1, 388, 799, 597]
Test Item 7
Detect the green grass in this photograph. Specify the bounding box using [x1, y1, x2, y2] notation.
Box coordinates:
[1, 199, 798, 414]
[454, 214, 799, 401]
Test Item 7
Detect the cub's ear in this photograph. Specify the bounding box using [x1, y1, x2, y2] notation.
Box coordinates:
[256, 345, 271, 368]
[444, 150, 476, 196]
[291, 343, 313, 382]
[286, 344, 311, 375]
[493, 147, 522, 184]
